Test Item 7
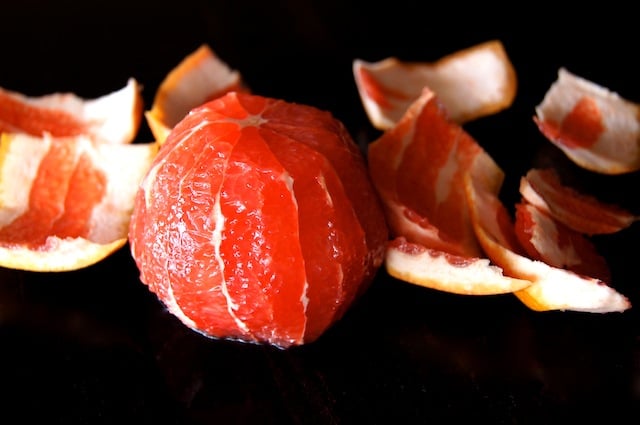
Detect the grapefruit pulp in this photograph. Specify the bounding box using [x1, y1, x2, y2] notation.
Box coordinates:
[128, 92, 388, 348]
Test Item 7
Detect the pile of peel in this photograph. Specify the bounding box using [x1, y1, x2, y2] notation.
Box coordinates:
[354, 40, 638, 313]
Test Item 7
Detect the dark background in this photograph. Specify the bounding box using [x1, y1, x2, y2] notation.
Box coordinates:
[1, 1, 639, 424]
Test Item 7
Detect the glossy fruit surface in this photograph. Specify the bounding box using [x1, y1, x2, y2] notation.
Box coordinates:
[129, 91, 388, 348]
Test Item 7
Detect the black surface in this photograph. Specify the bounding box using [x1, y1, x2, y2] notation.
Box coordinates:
[1, 1, 639, 424]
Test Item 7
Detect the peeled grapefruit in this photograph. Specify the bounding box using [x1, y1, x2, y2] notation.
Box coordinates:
[128, 91, 389, 348]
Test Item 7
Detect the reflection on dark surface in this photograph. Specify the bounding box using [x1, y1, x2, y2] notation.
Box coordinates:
[1, 1, 640, 423]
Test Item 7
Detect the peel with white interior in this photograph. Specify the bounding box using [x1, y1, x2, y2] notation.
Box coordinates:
[145, 44, 247, 143]
[465, 172, 631, 313]
[535, 68, 640, 174]
[0, 132, 158, 272]
[385, 237, 532, 295]
[353, 40, 517, 130]
[519, 168, 638, 235]
[0, 78, 143, 144]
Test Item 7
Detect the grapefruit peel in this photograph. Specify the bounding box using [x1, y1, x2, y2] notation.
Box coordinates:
[514, 201, 612, 283]
[365, 61, 632, 313]
[368, 88, 484, 258]
[0, 78, 143, 144]
[464, 171, 630, 313]
[0, 132, 158, 272]
[385, 237, 531, 295]
[519, 168, 639, 235]
[0, 77, 156, 272]
[353, 39, 517, 130]
[535, 68, 640, 174]
[0, 235, 127, 273]
[368, 87, 531, 296]
[145, 44, 248, 144]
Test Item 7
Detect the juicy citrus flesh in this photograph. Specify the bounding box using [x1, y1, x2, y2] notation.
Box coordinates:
[129, 92, 388, 348]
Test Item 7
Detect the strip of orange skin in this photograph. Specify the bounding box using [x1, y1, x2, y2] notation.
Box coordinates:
[536, 96, 604, 150]
[386, 236, 532, 296]
[0, 91, 88, 137]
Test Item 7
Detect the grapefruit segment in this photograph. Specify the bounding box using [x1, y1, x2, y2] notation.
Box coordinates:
[221, 125, 308, 345]
[0, 132, 157, 271]
[145, 44, 248, 144]
[354, 40, 517, 130]
[258, 97, 389, 290]
[519, 168, 638, 235]
[0, 78, 143, 144]
[129, 91, 388, 348]
[535, 68, 640, 174]
[261, 127, 369, 342]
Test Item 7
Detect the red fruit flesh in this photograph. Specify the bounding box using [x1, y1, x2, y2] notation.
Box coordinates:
[129, 92, 388, 348]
